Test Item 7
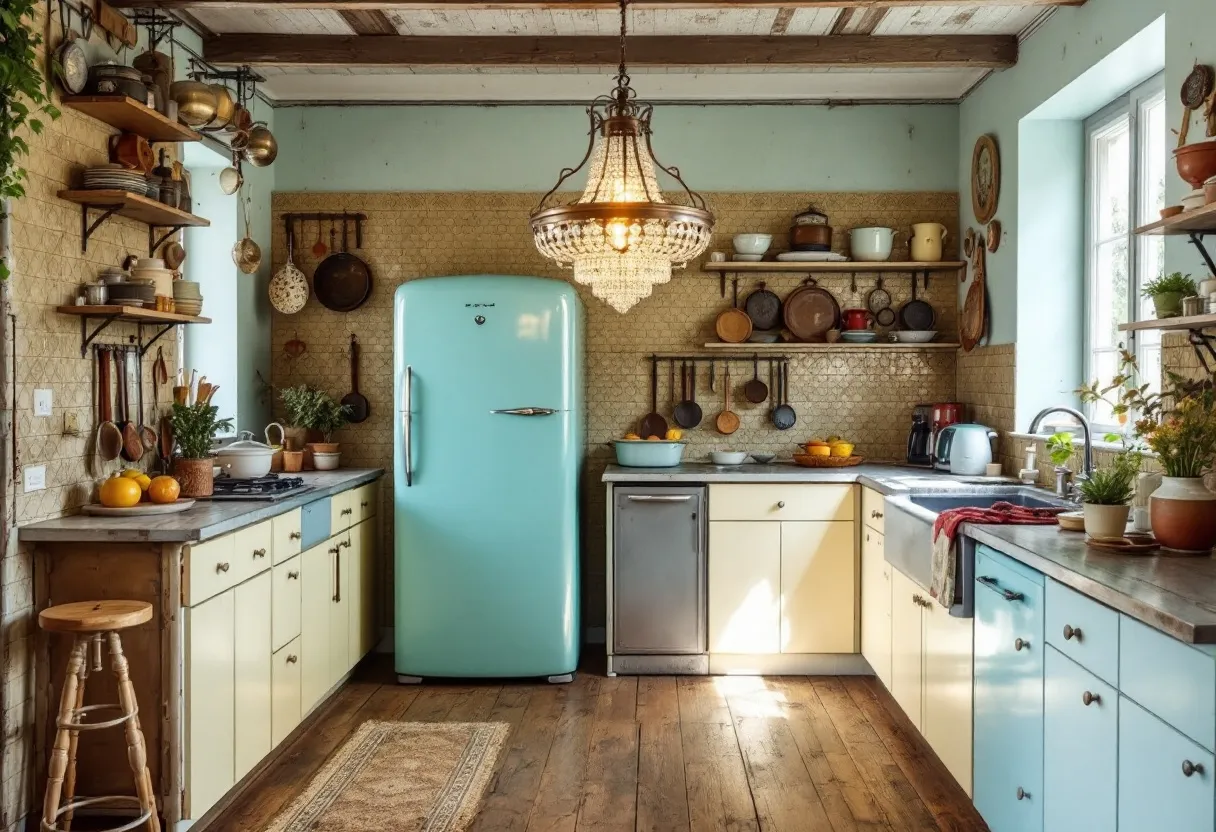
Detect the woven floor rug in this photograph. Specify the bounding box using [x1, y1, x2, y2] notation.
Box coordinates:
[266, 721, 509, 831]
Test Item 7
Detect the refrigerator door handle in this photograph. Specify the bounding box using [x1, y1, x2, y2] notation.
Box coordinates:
[489, 407, 558, 416]
[402, 365, 413, 487]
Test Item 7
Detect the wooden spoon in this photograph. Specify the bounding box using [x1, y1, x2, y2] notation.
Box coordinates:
[716, 366, 740, 435]
[312, 218, 328, 258]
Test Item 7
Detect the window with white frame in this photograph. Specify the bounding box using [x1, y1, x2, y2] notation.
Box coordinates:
[1084, 74, 1166, 430]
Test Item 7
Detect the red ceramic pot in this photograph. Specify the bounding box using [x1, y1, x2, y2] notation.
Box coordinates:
[1174, 141, 1216, 189]
[1150, 477, 1216, 553]
[841, 308, 872, 331]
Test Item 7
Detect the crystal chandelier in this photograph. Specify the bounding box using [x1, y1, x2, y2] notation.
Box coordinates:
[529, 0, 714, 313]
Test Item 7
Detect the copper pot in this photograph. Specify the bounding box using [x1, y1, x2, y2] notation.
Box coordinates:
[790, 223, 832, 251]
[244, 125, 278, 167]
[207, 85, 236, 130]
[170, 79, 216, 127]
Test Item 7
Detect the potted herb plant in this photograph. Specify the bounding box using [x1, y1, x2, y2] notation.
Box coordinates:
[1075, 451, 1139, 539]
[169, 402, 234, 498]
[280, 384, 321, 452]
[1142, 272, 1198, 319]
[1080, 350, 1216, 553]
[305, 394, 351, 456]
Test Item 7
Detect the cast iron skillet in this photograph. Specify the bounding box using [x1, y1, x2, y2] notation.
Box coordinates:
[314, 216, 372, 312]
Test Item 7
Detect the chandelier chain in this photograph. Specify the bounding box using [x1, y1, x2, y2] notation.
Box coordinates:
[615, 0, 630, 102]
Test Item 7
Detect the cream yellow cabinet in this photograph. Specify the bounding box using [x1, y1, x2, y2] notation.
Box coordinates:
[780, 521, 857, 653]
[300, 541, 333, 714]
[271, 637, 302, 747]
[890, 567, 925, 730]
[272, 508, 303, 565]
[329, 532, 352, 682]
[922, 596, 974, 796]
[272, 556, 302, 652]
[185, 590, 235, 820]
[708, 521, 781, 654]
[348, 520, 377, 662]
[861, 528, 892, 687]
[233, 571, 272, 782]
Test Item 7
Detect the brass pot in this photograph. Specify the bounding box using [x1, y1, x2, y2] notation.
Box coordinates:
[170, 79, 216, 127]
[244, 125, 278, 167]
[207, 85, 236, 130]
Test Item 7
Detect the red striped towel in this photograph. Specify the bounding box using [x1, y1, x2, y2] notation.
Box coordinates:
[930, 501, 1068, 607]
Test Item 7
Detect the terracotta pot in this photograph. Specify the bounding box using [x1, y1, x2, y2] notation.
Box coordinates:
[174, 457, 214, 498]
[282, 450, 304, 473]
[1175, 141, 1216, 189]
[1082, 503, 1131, 539]
[306, 442, 340, 454]
[1150, 477, 1216, 553]
[283, 426, 308, 451]
[1152, 292, 1184, 318]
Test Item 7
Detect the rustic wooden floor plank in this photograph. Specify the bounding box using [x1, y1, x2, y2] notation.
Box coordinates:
[844, 677, 987, 832]
[676, 675, 733, 724]
[734, 716, 835, 831]
[446, 684, 506, 721]
[635, 677, 691, 832]
[813, 678, 937, 832]
[682, 720, 760, 832]
[771, 679, 890, 832]
[525, 686, 598, 832]
[576, 719, 639, 832]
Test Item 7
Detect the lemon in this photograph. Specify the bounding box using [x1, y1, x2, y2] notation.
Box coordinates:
[623, 433, 641, 441]
[665, 428, 683, 441]
[135, 474, 152, 491]
[121, 469, 143, 479]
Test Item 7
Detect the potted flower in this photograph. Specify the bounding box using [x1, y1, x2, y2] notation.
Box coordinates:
[1142, 272, 1198, 319]
[1074, 451, 1139, 539]
[169, 401, 234, 497]
[1080, 351, 1216, 553]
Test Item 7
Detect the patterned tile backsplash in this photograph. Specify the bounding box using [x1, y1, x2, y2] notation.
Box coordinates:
[269, 190, 960, 630]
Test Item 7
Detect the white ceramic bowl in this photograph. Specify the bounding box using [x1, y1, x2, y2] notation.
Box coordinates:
[312, 451, 341, 471]
[733, 234, 773, 256]
[850, 227, 895, 262]
[895, 330, 938, 343]
[710, 451, 749, 466]
[1182, 189, 1206, 211]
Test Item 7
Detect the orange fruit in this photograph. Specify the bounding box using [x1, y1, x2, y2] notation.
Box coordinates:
[148, 476, 181, 505]
[646, 435, 662, 441]
[808, 445, 832, 457]
[99, 475, 142, 508]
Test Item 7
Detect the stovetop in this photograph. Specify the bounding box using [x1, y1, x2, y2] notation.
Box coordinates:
[205, 474, 313, 502]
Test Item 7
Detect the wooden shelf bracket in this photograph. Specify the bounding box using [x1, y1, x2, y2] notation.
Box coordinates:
[149, 225, 188, 256]
[1189, 231, 1216, 277]
[73, 313, 186, 358]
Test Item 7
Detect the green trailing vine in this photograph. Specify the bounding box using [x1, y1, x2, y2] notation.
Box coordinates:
[0, 0, 61, 280]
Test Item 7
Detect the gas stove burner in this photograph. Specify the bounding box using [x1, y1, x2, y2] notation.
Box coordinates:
[208, 473, 311, 501]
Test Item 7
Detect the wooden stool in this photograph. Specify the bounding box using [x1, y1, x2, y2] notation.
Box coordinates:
[38, 601, 160, 832]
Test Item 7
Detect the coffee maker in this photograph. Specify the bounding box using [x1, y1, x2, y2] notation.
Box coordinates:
[907, 405, 933, 466]
[930, 402, 965, 463]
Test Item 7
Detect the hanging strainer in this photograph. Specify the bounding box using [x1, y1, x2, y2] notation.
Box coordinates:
[269, 219, 309, 314]
[232, 190, 262, 275]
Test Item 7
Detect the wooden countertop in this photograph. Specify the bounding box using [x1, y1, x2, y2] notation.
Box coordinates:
[965, 523, 1216, 645]
[18, 469, 385, 544]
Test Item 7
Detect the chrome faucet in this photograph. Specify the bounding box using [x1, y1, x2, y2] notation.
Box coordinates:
[1028, 406, 1094, 480]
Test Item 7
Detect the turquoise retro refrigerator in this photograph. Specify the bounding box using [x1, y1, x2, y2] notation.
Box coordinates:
[393, 275, 582, 682]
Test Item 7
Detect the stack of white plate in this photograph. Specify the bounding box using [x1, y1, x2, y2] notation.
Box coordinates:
[173, 280, 203, 317]
[82, 165, 148, 195]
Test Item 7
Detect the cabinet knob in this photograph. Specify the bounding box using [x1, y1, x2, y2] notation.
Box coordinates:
[1014, 638, 1028, 652]
[871, 509, 884, 519]
[1063, 624, 1082, 641]
[1183, 760, 1205, 777]
[286, 655, 298, 664]
[1016, 787, 1028, 801]
[288, 570, 299, 580]
[289, 531, 302, 540]
[866, 533, 870, 542]
[361, 501, 369, 508]
[1082, 691, 1101, 707]
[776, 501, 786, 509]
[215, 562, 230, 573]
[253, 548, 267, 558]
[341, 507, 353, 516]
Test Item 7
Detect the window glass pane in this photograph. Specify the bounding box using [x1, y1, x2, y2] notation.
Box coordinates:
[1093, 238, 1129, 349]
[1136, 90, 1166, 397]
[1094, 118, 1130, 241]
[1090, 349, 1120, 426]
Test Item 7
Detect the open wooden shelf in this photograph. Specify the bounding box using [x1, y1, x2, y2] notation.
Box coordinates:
[57, 305, 211, 357]
[1134, 203, 1216, 236]
[58, 190, 210, 228]
[61, 96, 201, 143]
[702, 341, 961, 352]
[1120, 313, 1216, 333]
[702, 260, 967, 274]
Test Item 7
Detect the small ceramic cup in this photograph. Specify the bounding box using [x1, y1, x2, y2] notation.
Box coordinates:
[708, 251, 727, 262]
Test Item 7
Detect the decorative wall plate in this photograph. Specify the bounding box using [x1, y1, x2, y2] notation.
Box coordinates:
[963, 227, 976, 258]
[268, 264, 309, 314]
[987, 220, 1002, 253]
[972, 134, 1000, 225]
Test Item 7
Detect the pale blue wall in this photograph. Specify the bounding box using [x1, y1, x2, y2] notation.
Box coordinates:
[273, 104, 960, 193]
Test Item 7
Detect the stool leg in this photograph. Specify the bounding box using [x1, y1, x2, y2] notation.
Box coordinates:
[108, 631, 161, 832]
[61, 637, 92, 832]
[43, 636, 85, 830]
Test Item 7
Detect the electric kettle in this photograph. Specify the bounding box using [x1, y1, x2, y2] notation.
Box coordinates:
[933, 423, 997, 475]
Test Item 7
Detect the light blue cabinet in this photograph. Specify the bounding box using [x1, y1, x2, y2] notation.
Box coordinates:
[1119, 697, 1215, 832]
[1120, 616, 1216, 753]
[973, 546, 1044, 832]
[1043, 645, 1117, 832]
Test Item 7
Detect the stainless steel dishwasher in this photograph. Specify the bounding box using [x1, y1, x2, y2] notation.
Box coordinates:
[608, 485, 707, 676]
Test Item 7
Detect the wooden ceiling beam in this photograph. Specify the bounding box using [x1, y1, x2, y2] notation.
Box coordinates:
[114, 0, 1085, 10]
[204, 33, 1017, 67]
[339, 8, 396, 33]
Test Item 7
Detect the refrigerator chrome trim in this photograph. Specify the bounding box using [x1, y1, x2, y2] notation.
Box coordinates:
[403, 364, 413, 487]
[489, 407, 559, 416]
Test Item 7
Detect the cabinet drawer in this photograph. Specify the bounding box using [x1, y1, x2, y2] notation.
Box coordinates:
[331, 490, 357, 531]
[233, 521, 274, 579]
[1119, 697, 1215, 832]
[976, 546, 1044, 604]
[862, 488, 885, 534]
[709, 484, 854, 523]
[184, 534, 238, 606]
[354, 482, 378, 521]
[1120, 616, 1216, 751]
[271, 637, 302, 748]
[1045, 579, 1119, 686]
[272, 509, 303, 565]
[300, 498, 331, 550]
[272, 556, 302, 652]
[1044, 646, 1117, 832]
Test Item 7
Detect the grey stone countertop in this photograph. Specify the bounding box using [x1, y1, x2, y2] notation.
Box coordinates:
[18, 469, 385, 544]
[602, 462, 1015, 494]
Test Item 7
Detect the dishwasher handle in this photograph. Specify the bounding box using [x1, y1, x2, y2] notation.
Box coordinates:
[625, 495, 693, 503]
